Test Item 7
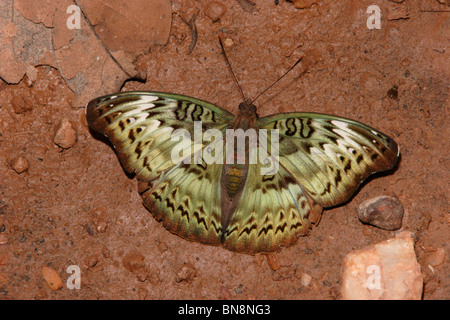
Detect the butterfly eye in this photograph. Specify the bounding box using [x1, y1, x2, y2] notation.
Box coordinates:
[263, 158, 270, 165]
[207, 147, 213, 153]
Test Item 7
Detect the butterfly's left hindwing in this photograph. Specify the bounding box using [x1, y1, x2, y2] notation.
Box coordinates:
[222, 161, 323, 253]
[138, 161, 224, 246]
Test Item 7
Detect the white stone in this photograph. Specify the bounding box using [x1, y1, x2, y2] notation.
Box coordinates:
[341, 231, 423, 300]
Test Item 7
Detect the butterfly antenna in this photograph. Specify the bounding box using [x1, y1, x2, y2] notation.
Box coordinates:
[218, 36, 248, 102]
[252, 56, 303, 104]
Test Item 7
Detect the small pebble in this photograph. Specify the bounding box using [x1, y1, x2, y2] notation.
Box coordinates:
[423, 248, 446, 267]
[362, 225, 374, 236]
[122, 251, 145, 274]
[175, 263, 197, 283]
[84, 254, 99, 268]
[148, 273, 161, 285]
[357, 195, 404, 231]
[137, 287, 148, 299]
[0, 235, 7, 245]
[387, 85, 399, 99]
[223, 38, 234, 47]
[101, 246, 110, 258]
[300, 272, 312, 287]
[155, 238, 168, 252]
[54, 118, 77, 149]
[41, 266, 63, 291]
[254, 253, 265, 267]
[266, 253, 280, 271]
[204, 1, 227, 22]
[11, 95, 32, 114]
[11, 157, 29, 174]
[90, 208, 108, 233]
[219, 285, 233, 300]
[387, 8, 409, 21]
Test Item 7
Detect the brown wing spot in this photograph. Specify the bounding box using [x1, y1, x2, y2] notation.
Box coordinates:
[356, 154, 364, 164]
[177, 204, 190, 222]
[239, 224, 257, 236]
[258, 224, 274, 236]
[285, 118, 297, 136]
[134, 142, 143, 159]
[334, 170, 342, 186]
[275, 222, 287, 234]
[128, 129, 136, 142]
[344, 160, 352, 173]
[165, 198, 175, 212]
[289, 222, 302, 231]
[299, 118, 315, 139]
[119, 121, 125, 131]
[320, 182, 332, 196]
[105, 115, 112, 125]
[193, 211, 208, 229]
[300, 200, 307, 209]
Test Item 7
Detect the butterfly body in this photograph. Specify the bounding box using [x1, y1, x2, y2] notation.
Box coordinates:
[221, 99, 259, 231]
[86, 91, 399, 254]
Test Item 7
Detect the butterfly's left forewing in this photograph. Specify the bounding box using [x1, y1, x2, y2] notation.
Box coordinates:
[86, 92, 233, 180]
[257, 113, 399, 208]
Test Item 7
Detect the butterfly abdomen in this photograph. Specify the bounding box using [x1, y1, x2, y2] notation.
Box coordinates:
[224, 165, 247, 196]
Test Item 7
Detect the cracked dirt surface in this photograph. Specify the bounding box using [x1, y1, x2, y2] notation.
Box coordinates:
[0, 0, 448, 299]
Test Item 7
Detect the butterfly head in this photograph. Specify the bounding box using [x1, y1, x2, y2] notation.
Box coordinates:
[238, 99, 258, 118]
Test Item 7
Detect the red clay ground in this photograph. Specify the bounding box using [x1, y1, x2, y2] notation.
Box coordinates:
[0, 0, 448, 299]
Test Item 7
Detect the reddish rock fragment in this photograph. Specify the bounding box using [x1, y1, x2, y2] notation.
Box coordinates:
[41, 266, 63, 291]
[175, 263, 197, 283]
[122, 251, 146, 274]
[11, 157, 29, 174]
[54, 119, 77, 149]
[205, 1, 227, 22]
[358, 196, 404, 231]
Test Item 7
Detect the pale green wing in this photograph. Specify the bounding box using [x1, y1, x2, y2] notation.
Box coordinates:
[86, 91, 232, 245]
[137, 160, 224, 246]
[257, 112, 400, 207]
[86, 91, 233, 181]
[222, 160, 323, 253]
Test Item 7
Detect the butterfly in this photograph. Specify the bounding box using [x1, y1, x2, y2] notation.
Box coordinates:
[86, 91, 399, 254]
